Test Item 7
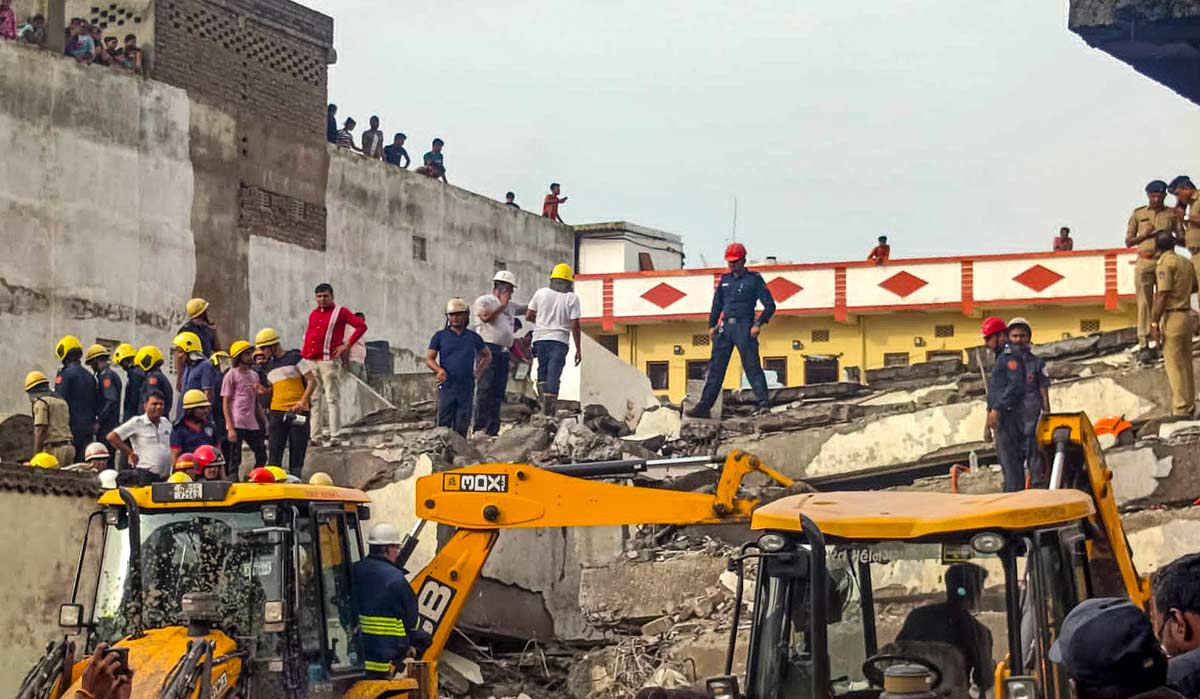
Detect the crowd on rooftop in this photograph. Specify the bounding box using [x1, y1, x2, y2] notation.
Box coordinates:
[0, 5, 143, 75]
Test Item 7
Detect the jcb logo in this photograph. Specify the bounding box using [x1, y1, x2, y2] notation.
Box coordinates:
[443, 473, 508, 493]
[416, 577, 456, 635]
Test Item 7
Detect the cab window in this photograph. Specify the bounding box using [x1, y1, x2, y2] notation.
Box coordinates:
[314, 509, 363, 673]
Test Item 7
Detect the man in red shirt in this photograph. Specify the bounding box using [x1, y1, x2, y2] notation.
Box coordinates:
[542, 182, 568, 223]
[302, 282, 367, 446]
[1054, 227, 1074, 251]
[867, 235, 891, 265]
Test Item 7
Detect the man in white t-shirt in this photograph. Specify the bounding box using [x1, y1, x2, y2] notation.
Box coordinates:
[107, 390, 173, 484]
[525, 263, 582, 416]
[473, 270, 528, 435]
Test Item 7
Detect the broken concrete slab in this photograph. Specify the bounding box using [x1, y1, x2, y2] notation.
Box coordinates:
[558, 333, 659, 426]
[0, 412, 32, 463]
[482, 415, 554, 463]
[640, 615, 674, 638]
[1160, 420, 1200, 440]
[664, 629, 749, 683]
[580, 555, 725, 622]
[1105, 447, 1164, 505]
[866, 357, 964, 387]
[631, 407, 682, 442]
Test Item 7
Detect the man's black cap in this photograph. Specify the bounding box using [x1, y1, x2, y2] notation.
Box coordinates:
[1049, 598, 1163, 686]
[1147, 180, 1169, 194]
[1168, 176, 1194, 194]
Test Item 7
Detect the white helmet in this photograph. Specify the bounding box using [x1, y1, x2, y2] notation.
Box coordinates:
[98, 469, 119, 490]
[367, 522, 403, 546]
[493, 270, 517, 287]
[84, 442, 110, 462]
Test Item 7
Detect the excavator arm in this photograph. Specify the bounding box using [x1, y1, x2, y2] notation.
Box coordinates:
[406, 449, 792, 684]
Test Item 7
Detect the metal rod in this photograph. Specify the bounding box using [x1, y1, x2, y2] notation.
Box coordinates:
[1048, 426, 1073, 490]
[543, 454, 720, 478]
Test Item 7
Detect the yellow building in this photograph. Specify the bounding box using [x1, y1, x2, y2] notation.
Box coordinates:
[573, 248, 1138, 402]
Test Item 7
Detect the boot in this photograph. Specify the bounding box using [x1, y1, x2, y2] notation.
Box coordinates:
[542, 394, 557, 416]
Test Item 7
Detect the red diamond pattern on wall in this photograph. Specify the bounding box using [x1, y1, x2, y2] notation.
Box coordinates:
[766, 277, 803, 303]
[878, 271, 928, 298]
[641, 282, 687, 309]
[1012, 264, 1064, 292]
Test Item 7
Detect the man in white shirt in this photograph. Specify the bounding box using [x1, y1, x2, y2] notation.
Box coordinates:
[107, 390, 173, 484]
[526, 263, 582, 416]
[473, 270, 528, 435]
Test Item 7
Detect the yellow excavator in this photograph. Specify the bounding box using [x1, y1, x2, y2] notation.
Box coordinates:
[23, 450, 795, 699]
[702, 412, 1148, 699]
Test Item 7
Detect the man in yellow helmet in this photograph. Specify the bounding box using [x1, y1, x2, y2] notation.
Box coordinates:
[525, 264, 582, 416]
[113, 343, 143, 423]
[256, 327, 317, 475]
[25, 371, 74, 467]
[173, 331, 219, 419]
[54, 335, 98, 462]
[85, 344, 122, 460]
[136, 345, 174, 421]
[174, 297, 221, 388]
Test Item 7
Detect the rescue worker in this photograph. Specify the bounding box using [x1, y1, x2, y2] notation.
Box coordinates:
[1151, 229, 1198, 419]
[85, 344, 122, 460]
[170, 389, 216, 461]
[193, 444, 226, 481]
[25, 371, 74, 466]
[1171, 176, 1200, 284]
[113, 342, 143, 422]
[67, 441, 111, 473]
[1006, 318, 1051, 488]
[173, 331, 219, 418]
[54, 335, 99, 462]
[686, 242, 776, 418]
[426, 299, 491, 435]
[135, 345, 173, 420]
[174, 297, 220, 387]
[981, 316, 1027, 492]
[257, 327, 316, 476]
[351, 522, 420, 678]
[1126, 180, 1176, 352]
[209, 351, 232, 464]
[896, 563, 994, 695]
[473, 270, 526, 436]
[525, 264, 582, 416]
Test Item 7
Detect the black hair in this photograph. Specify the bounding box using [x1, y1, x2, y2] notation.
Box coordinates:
[315, 282, 334, 295]
[1154, 553, 1200, 616]
[550, 182, 560, 189]
[395, 132, 406, 140]
[355, 312, 365, 319]
[505, 191, 515, 199]
[1060, 227, 1070, 234]
[878, 235, 887, 243]
[33, 14, 44, 21]
[144, 389, 166, 404]
[432, 138, 444, 146]
[370, 115, 379, 123]
[1155, 230, 1176, 252]
[124, 33, 136, 42]
[328, 103, 337, 112]
[945, 563, 987, 603]
[344, 117, 356, 127]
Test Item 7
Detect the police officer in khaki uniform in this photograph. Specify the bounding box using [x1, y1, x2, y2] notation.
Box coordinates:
[1152, 229, 1198, 418]
[24, 371, 75, 466]
[1170, 176, 1200, 284]
[1128, 180, 1176, 350]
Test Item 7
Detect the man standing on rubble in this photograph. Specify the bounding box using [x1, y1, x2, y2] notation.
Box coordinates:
[1151, 229, 1198, 419]
[981, 317, 1027, 492]
[1170, 176, 1200, 285]
[1006, 318, 1050, 487]
[687, 242, 776, 418]
[474, 270, 526, 436]
[1127, 181, 1176, 353]
[526, 265, 582, 416]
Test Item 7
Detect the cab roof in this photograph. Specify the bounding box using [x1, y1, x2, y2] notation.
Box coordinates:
[751, 489, 1095, 540]
[97, 482, 370, 509]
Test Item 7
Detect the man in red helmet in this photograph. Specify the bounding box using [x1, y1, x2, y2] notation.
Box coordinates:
[686, 242, 776, 418]
[981, 316, 1028, 492]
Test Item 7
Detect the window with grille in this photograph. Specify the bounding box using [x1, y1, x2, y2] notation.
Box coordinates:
[764, 357, 788, 385]
[934, 324, 955, 338]
[597, 335, 619, 355]
[646, 362, 670, 390]
[692, 334, 711, 347]
[883, 352, 910, 368]
[811, 329, 830, 343]
[1080, 319, 1100, 334]
[289, 199, 306, 222]
[686, 360, 709, 381]
[412, 236, 427, 261]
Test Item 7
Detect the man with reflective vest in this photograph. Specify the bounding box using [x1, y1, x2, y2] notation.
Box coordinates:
[351, 522, 419, 678]
[981, 316, 1027, 492]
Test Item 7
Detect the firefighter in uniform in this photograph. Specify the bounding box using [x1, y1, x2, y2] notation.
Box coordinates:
[24, 371, 75, 466]
[1006, 317, 1051, 488]
[1126, 180, 1176, 351]
[351, 522, 419, 678]
[981, 317, 1028, 492]
[54, 335, 98, 463]
[686, 242, 777, 418]
[1151, 229, 1198, 418]
[85, 344, 123, 459]
[113, 343, 143, 422]
[135, 345, 174, 421]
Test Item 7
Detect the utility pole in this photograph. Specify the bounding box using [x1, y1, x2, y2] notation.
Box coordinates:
[47, 0, 66, 54]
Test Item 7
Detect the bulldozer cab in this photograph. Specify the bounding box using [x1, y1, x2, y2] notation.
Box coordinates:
[717, 490, 1100, 699]
[51, 481, 415, 699]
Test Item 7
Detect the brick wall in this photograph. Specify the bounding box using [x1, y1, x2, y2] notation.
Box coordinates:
[239, 183, 327, 250]
[152, 0, 331, 137]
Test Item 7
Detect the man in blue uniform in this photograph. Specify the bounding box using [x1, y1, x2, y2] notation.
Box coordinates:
[54, 335, 99, 463]
[686, 242, 776, 418]
[1007, 317, 1051, 488]
[113, 343, 143, 422]
[352, 522, 420, 679]
[85, 344, 123, 460]
[981, 317, 1027, 492]
[426, 298, 491, 436]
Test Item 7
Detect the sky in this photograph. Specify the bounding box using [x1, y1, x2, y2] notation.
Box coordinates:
[307, 0, 1200, 266]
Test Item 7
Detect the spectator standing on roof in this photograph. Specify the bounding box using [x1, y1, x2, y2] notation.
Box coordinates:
[1050, 598, 1182, 699]
[1054, 227, 1074, 251]
[542, 183, 567, 223]
[66, 19, 94, 63]
[504, 192, 519, 209]
[118, 33, 142, 74]
[54, 335, 98, 463]
[337, 118, 361, 152]
[417, 138, 447, 182]
[173, 331, 219, 418]
[427, 299, 491, 436]
[1006, 318, 1050, 488]
[86, 344, 122, 460]
[867, 235, 890, 264]
[347, 313, 368, 381]
[25, 370, 74, 467]
[474, 271, 526, 436]
[686, 243, 776, 418]
[327, 104, 338, 144]
[526, 265, 582, 416]
[1127, 180, 1176, 352]
[222, 340, 268, 474]
[384, 133, 410, 168]
[302, 283, 368, 446]
[981, 316, 1027, 492]
[17, 14, 45, 45]
[1151, 553, 1200, 699]
[362, 116, 385, 159]
[257, 327, 316, 475]
[0, 0, 17, 40]
[108, 390, 172, 485]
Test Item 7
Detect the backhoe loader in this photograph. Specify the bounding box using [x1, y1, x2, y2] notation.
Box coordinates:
[703, 412, 1148, 699]
[25, 449, 794, 699]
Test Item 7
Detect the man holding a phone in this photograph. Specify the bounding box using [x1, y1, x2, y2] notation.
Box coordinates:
[77, 643, 133, 699]
[255, 327, 316, 476]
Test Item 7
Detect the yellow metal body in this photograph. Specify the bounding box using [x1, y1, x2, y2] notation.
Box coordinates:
[61, 628, 243, 699]
[750, 489, 1095, 539]
[96, 482, 371, 508]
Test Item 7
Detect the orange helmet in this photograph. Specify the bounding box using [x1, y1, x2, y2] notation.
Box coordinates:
[174, 452, 196, 472]
[248, 467, 276, 484]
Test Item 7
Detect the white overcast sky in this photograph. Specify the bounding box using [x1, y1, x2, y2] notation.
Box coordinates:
[306, 0, 1200, 266]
